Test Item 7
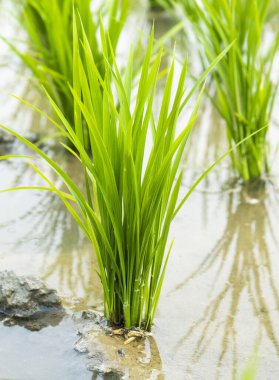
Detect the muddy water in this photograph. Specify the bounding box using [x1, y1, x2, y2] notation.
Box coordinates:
[1, 2, 279, 380]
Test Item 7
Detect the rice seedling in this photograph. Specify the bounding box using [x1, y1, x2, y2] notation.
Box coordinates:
[179, 0, 279, 181]
[0, 16, 232, 330]
[9, 0, 128, 147]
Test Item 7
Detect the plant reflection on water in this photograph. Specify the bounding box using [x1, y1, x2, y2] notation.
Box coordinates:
[171, 179, 279, 379]
[0, 147, 102, 307]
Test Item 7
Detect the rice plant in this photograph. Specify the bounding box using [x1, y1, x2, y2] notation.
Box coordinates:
[179, 0, 279, 181]
[0, 16, 232, 330]
[10, 0, 128, 147]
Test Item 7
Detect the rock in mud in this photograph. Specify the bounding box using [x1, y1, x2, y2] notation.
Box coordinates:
[0, 270, 63, 318]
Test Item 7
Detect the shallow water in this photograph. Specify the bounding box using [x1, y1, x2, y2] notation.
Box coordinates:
[1, 2, 279, 380]
[0, 317, 92, 380]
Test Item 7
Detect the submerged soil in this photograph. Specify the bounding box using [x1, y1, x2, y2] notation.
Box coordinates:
[1, 2, 279, 379]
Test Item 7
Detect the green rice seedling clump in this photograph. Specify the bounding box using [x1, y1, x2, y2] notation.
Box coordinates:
[12, 0, 128, 147]
[1, 16, 231, 330]
[180, 0, 279, 181]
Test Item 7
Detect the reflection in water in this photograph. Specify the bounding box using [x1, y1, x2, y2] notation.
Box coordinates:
[171, 180, 279, 379]
[0, 317, 92, 380]
[0, 145, 102, 308]
[0, 310, 65, 332]
[184, 103, 228, 168]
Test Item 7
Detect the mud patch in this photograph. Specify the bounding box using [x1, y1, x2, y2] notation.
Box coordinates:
[73, 311, 163, 379]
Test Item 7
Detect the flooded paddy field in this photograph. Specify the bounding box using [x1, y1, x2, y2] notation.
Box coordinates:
[1, 2, 279, 380]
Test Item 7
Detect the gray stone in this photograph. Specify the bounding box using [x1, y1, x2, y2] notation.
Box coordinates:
[74, 336, 90, 353]
[86, 362, 123, 377]
[0, 270, 62, 318]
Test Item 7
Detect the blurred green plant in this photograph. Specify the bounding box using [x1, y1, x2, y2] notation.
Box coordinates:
[240, 354, 258, 380]
[149, 0, 175, 11]
[180, 0, 279, 181]
[8, 0, 128, 148]
[267, 0, 279, 22]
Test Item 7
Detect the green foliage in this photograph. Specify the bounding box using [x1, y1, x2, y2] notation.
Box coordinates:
[12, 0, 128, 147]
[267, 0, 279, 22]
[0, 15, 232, 330]
[180, 0, 279, 181]
[149, 0, 175, 10]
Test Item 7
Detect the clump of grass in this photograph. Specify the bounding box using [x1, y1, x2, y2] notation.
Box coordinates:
[180, 0, 279, 181]
[1, 17, 231, 330]
[11, 0, 128, 146]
